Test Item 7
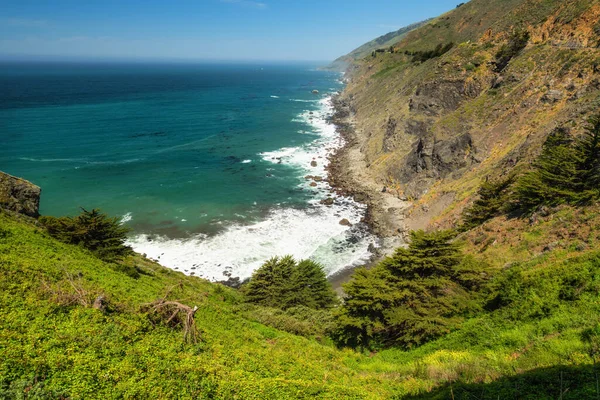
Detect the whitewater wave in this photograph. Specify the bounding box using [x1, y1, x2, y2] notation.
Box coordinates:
[289, 99, 319, 103]
[128, 94, 378, 281]
[120, 212, 133, 224]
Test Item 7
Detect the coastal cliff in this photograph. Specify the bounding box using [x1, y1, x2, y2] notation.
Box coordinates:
[331, 0, 600, 238]
[0, 171, 41, 218]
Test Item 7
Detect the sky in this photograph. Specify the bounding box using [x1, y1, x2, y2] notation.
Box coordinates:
[0, 0, 463, 62]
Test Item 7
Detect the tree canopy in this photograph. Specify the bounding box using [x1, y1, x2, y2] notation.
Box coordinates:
[40, 208, 132, 261]
[333, 230, 484, 349]
[243, 256, 337, 310]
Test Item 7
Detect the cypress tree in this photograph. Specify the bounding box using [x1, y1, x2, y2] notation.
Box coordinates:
[334, 230, 483, 349]
[290, 259, 337, 309]
[461, 175, 514, 230]
[576, 115, 600, 202]
[244, 255, 295, 308]
[40, 208, 132, 261]
[513, 128, 582, 212]
[244, 256, 336, 310]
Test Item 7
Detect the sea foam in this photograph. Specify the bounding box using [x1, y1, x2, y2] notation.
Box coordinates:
[128, 95, 378, 281]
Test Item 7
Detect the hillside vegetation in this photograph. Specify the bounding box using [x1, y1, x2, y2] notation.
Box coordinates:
[325, 20, 430, 72]
[2, 194, 600, 399]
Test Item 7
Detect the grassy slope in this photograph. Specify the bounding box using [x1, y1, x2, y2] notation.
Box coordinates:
[2, 204, 600, 399]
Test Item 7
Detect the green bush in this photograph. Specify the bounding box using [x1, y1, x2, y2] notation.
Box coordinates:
[242, 256, 337, 310]
[406, 42, 455, 63]
[333, 230, 485, 349]
[40, 208, 132, 262]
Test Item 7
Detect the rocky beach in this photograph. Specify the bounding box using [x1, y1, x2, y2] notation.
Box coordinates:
[327, 95, 410, 246]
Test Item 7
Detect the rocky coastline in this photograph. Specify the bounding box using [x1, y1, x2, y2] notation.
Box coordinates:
[325, 92, 411, 285]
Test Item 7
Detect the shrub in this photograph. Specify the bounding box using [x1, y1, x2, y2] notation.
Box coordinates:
[243, 256, 337, 310]
[494, 29, 530, 72]
[408, 42, 455, 63]
[40, 208, 132, 261]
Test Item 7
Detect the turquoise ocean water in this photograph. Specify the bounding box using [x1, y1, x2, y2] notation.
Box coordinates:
[0, 62, 377, 280]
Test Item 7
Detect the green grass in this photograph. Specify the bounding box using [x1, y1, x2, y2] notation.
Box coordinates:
[2, 204, 600, 398]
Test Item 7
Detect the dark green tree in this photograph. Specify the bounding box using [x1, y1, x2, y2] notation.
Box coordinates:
[512, 128, 582, 212]
[290, 259, 337, 309]
[576, 115, 600, 201]
[461, 175, 514, 230]
[244, 256, 337, 310]
[40, 208, 132, 261]
[334, 230, 483, 349]
[243, 255, 295, 308]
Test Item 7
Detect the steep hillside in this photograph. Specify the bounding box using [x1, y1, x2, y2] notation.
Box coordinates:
[325, 20, 430, 72]
[333, 0, 600, 235]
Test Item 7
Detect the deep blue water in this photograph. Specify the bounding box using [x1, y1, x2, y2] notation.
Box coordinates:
[1, 62, 342, 236]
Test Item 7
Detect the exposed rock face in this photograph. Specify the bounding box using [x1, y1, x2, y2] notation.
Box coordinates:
[409, 80, 482, 117]
[398, 133, 478, 197]
[0, 172, 41, 218]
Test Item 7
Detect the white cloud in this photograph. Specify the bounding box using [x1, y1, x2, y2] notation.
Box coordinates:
[0, 18, 49, 28]
[220, 0, 267, 10]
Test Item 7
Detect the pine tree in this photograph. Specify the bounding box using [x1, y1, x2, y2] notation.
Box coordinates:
[333, 267, 394, 348]
[74, 208, 132, 261]
[244, 255, 295, 308]
[290, 259, 337, 309]
[40, 208, 132, 261]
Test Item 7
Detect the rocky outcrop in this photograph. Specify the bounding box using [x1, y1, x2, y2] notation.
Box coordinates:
[0, 172, 41, 218]
[395, 133, 478, 197]
[409, 80, 483, 117]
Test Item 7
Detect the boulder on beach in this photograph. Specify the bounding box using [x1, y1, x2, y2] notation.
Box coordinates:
[320, 198, 334, 206]
[311, 160, 318, 167]
[304, 175, 314, 180]
[313, 176, 323, 182]
[310, 182, 318, 187]
[339, 218, 352, 226]
[312, 90, 319, 94]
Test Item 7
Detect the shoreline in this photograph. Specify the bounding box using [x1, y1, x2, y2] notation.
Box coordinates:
[130, 92, 379, 283]
[325, 90, 411, 289]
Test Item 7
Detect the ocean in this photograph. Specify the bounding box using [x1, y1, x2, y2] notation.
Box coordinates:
[0, 61, 377, 281]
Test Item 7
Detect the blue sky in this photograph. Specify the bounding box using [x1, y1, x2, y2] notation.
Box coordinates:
[0, 0, 463, 62]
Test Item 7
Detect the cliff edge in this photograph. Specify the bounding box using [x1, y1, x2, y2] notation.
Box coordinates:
[0, 171, 41, 218]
